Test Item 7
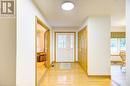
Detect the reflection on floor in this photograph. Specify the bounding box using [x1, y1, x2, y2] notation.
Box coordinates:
[39, 63, 111, 86]
[37, 62, 47, 85]
[111, 64, 126, 86]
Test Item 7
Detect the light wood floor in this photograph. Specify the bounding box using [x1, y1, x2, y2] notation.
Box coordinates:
[39, 63, 112, 86]
[37, 62, 47, 84]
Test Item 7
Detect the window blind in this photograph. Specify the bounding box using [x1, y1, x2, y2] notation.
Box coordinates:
[111, 32, 126, 38]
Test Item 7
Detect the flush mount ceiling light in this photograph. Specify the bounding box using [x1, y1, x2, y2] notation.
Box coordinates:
[61, 2, 74, 11]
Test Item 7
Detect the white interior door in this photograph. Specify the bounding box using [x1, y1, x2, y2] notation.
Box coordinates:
[56, 33, 74, 62]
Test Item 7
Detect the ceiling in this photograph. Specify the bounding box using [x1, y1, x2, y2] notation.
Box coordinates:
[33, 0, 125, 28]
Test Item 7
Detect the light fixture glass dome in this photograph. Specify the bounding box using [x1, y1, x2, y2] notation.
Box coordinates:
[61, 2, 74, 11]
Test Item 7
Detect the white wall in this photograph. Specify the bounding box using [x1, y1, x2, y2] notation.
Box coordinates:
[126, 0, 130, 86]
[0, 18, 16, 86]
[17, 0, 53, 86]
[87, 16, 111, 75]
[53, 27, 79, 32]
[50, 29, 54, 64]
[111, 26, 126, 32]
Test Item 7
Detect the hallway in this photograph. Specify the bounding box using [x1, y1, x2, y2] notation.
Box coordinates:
[1, 0, 130, 86]
[39, 63, 111, 86]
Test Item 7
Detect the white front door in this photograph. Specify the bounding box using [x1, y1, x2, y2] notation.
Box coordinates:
[56, 33, 74, 62]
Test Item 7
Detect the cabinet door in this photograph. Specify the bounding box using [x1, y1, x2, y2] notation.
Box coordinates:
[78, 27, 87, 72]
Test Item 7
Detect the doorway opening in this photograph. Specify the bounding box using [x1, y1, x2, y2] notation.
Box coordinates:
[54, 32, 76, 62]
[110, 32, 126, 86]
[35, 16, 50, 86]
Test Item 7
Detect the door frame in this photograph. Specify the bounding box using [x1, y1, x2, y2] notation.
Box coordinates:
[54, 32, 76, 63]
